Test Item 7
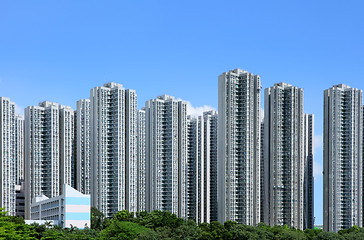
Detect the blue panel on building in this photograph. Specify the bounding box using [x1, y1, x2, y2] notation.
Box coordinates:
[65, 197, 90, 205]
[65, 212, 91, 220]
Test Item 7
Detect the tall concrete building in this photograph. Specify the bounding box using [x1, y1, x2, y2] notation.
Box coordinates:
[125, 88, 138, 213]
[186, 115, 205, 223]
[59, 105, 75, 193]
[218, 69, 261, 225]
[303, 114, 314, 229]
[0, 97, 16, 216]
[260, 119, 265, 223]
[15, 114, 24, 184]
[90, 83, 138, 217]
[145, 95, 187, 218]
[76, 99, 91, 194]
[203, 110, 218, 222]
[264, 82, 304, 229]
[25, 101, 60, 218]
[24, 101, 75, 218]
[363, 106, 364, 227]
[323, 84, 363, 232]
[186, 110, 218, 223]
[137, 109, 146, 211]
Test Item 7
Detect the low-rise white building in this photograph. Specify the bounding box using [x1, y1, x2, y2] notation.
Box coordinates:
[30, 185, 90, 229]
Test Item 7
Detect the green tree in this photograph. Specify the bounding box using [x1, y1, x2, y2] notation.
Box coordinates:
[133, 210, 185, 232]
[7, 206, 364, 240]
[40, 228, 66, 239]
[275, 228, 305, 240]
[0, 208, 40, 239]
[224, 220, 237, 232]
[113, 209, 135, 222]
[314, 231, 344, 240]
[91, 206, 109, 230]
[200, 221, 232, 240]
[170, 219, 200, 239]
[304, 228, 322, 240]
[338, 225, 364, 240]
[100, 221, 154, 240]
[229, 224, 273, 240]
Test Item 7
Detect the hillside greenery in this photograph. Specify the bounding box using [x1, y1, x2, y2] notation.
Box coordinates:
[1, 207, 364, 239]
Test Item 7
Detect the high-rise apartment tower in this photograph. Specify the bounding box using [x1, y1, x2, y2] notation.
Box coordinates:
[203, 110, 218, 222]
[145, 95, 187, 218]
[76, 99, 91, 194]
[137, 108, 146, 212]
[323, 84, 363, 232]
[218, 69, 261, 225]
[90, 83, 138, 217]
[59, 105, 75, 193]
[25, 101, 75, 218]
[187, 115, 205, 223]
[186, 110, 218, 223]
[264, 82, 305, 229]
[304, 114, 314, 229]
[15, 114, 24, 184]
[0, 97, 16, 216]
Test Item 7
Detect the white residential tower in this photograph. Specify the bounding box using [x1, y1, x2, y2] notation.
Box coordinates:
[218, 69, 261, 225]
[145, 95, 187, 218]
[0, 97, 16, 215]
[90, 82, 138, 217]
[264, 82, 305, 229]
[323, 84, 363, 232]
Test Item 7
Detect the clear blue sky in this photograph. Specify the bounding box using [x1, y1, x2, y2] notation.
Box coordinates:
[1, 0, 363, 225]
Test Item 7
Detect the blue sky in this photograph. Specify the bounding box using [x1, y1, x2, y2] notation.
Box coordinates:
[1, 0, 363, 225]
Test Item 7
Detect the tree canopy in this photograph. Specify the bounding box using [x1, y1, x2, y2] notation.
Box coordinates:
[1, 208, 364, 239]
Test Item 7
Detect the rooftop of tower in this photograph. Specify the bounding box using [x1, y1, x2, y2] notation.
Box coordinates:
[274, 82, 293, 88]
[59, 105, 73, 110]
[39, 101, 59, 108]
[219, 69, 261, 79]
[333, 84, 351, 89]
[203, 110, 218, 116]
[230, 69, 249, 75]
[157, 95, 175, 100]
[103, 82, 124, 89]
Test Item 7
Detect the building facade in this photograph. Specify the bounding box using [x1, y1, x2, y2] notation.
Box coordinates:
[203, 110, 218, 222]
[0, 97, 16, 216]
[187, 115, 205, 223]
[24, 101, 75, 219]
[30, 184, 90, 229]
[137, 109, 146, 212]
[76, 99, 91, 195]
[264, 82, 304, 229]
[363, 106, 364, 227]
[15, 114, 24, 185]
[90, 83, 138, 217]
[59, 105, 75, 193]
[260, 118, 265, 223]
[304, 114, 314, 229]
[218, 69, 261, 225]
[323, 84, 363, 232]
[145, 95, 187, 218]
[15, 182, 25, 218]
[185, 110, 218, 224]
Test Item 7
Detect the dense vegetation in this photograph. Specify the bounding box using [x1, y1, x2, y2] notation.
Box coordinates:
[1, 207, 364, 239]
